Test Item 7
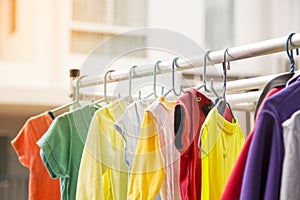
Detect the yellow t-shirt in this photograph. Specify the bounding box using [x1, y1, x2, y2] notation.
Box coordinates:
[128, 110, 165, 200]
[128, 96, 181, 200]
[76, 99, 128, 200]
[200, 107, 245, 200]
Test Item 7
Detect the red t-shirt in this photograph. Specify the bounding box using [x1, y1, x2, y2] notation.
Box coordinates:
[11, 112, 60, 200]
[174, 88, 233, 200]
[221, 87, 282, 200]
[174, 88, 211, 200]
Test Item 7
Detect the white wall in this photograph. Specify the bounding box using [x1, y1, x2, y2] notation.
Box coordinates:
[0, 0, 70, 107]
[230, 0, 300, 76]
[1, 0, 300, 109]
[148, 0, 204, 46]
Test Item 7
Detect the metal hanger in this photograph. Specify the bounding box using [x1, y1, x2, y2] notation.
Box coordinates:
[128, 65, 138, 101]
[196, 49, 220, 99]
[198, 48, 235, 155]
[51, 75, 86, 116]
[209, 79, 221, 100]
[92, 69, 115, 106]
[144, 60, 162, 99]
[207, 47, 231, 105]
[197, 49, 212, 92]
[215, 47, 235, 119]
[164, 57, 184, 97]
[197, 49, 220, 99]
[285, 32, 298, 73]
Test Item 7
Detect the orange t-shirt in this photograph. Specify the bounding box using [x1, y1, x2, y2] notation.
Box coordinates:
[11, 112, 60, 200]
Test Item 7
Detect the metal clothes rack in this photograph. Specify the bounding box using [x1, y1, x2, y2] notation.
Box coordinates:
[79, 33, 300, 88]
[68, 33, 300, 134]
[70, 33, 300, 111]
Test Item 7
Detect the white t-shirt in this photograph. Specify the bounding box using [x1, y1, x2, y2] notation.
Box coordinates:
[280, 109, 300, 200]
[114, 100, 151, 168]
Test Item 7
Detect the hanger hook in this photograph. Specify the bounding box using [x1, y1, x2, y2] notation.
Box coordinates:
[104, 70, 115, 104]
[129, 65, 137, 100]
[74, 75, 87, 103]
[286, 32, 296, 73]
[172, 57, 183, 96]
[218, 47, 235, 120]
[154, 60, 161, 98]
[222, 47, 229, 100]
[209, 78, 220, 99]
[203, 49, 212, 92]
[143, 60, 162, 100]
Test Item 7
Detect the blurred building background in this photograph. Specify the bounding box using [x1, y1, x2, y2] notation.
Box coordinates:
[1, 0, 300, 199]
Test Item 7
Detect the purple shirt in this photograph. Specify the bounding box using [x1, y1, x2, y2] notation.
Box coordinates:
[240, 76, 300, 200]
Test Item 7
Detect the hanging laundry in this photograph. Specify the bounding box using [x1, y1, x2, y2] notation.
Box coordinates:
[199, 106, 244, 200]
[280, 109, 300, 200]
[173, 88, 212, 200]
[76, 99, 128, 200]
[128, 96, 181, 200]
[11, 112, 60, 200]
[222, 70, 297, 200]
[221, 87, 282, 200]
[114, 99, 151, 169]
[240, 75, 300, 200]
[114, 99, 163, 199]
[37, 105, 97, 200]
[253, 73, 294, 119]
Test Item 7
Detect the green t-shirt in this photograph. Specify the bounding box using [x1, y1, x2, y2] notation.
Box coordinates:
[37, 105, 97, 200]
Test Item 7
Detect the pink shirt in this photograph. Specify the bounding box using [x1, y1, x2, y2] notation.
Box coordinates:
[174, 88, 212, 200]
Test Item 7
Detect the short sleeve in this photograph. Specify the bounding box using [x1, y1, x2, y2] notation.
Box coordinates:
[37, 116, 70, 178]
[11, 120, 35, 167]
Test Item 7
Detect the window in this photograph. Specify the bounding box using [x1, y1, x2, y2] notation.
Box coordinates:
[205, 0, 234, 50]
[71, 0, 148, 56]
[0, 0, 37, 62]
[0, 136, 8, 176]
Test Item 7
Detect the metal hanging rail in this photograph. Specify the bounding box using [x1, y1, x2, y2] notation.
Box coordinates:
[79, 33, 300, 88]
